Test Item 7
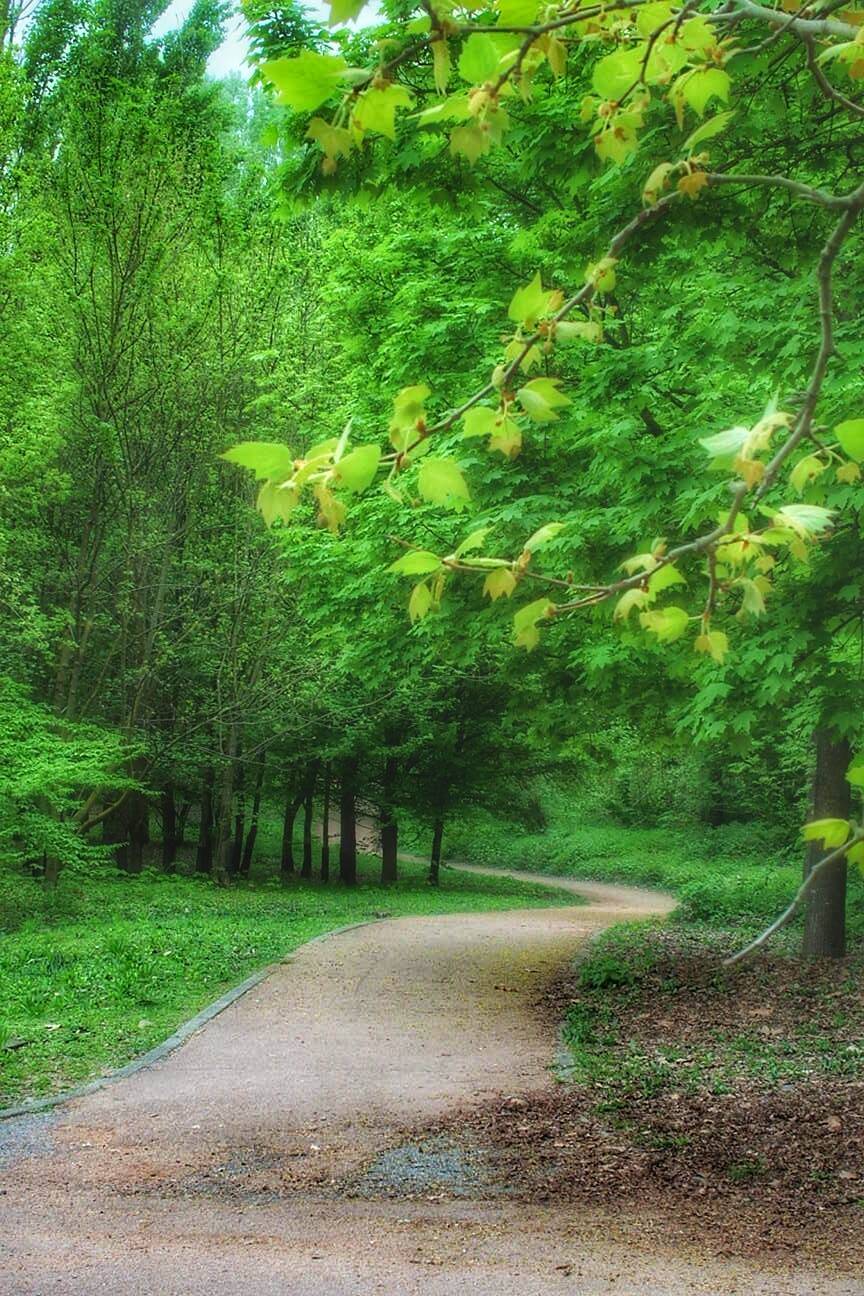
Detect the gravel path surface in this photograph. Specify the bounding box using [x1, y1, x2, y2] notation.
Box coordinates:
[1, 866, 859, 1295]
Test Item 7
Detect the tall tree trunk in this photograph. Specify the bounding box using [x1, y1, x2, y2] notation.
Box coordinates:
[380, 753, 398, 885]
[240, 759, 265, 878]
[339, 756, 357, 886]
[212, 727, 239, 886]
[281, 783, 302, 882]
[196, 770, 214, 875]
[161, 784, 177, 872]
[320, 761, 331, 882]
[803, 729, 852, 960]
[103, 787, 148, 874]
[301, 777, 315, 879]
[176, 799, 190, 848]
[229, 754, 245, 877]
[429, 815, 444, 887]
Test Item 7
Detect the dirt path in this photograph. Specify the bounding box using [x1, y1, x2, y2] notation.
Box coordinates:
[1, 866, 859, 1295]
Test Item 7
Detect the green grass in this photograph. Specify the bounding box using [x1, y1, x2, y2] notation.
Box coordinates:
[0, 851, 577, 1105]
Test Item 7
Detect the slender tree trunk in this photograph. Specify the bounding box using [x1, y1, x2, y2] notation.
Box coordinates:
[176, 800, 190, 848]
[212, 727, 239, 886]
[161, 784, 177, 872]
[803, 729, 852, 960]
[429, 815, 444, 887]
[320, 761, 331, 882]
[380, 753, 398, 885]
[196, 770, 214, 874]
[229, 756, 245, 877]
[339, 756, 357, 886]
[301, 778, 315, 879]
[281, 784, 301, 881]
[240, 760, 265, 878]
[104, 787, 148, 874]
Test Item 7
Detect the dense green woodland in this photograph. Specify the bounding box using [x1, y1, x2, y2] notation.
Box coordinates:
[3, 0, 864, 1091]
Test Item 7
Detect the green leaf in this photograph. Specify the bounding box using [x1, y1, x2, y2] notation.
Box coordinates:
[261, 52, 349, 113]
[329, 0, 366, 23]
[614, 588, 649, 621]
[455, 527, 489, 557]
[698, 424, 748, 463]
[683, 109, 735, 152]
[449, 124, 491, 164]
[409, 581, 433, 622]
[517, 377, 571, 423]
[647, 564, 685, 597]
[418, 457, 471, 511]
[458, 33, 502, 84]
[639, 605, 689, 642]
[508, 272, 549, 325]
[847, 755, 864, 789]
[774, 504, 834, 537]
[524, 522, 565, 553]
[498, 0, 539, 22]
[463, 406, 499, 438]
[390, 383, 430, 447]
[512, 597, 554, 650]
[221, 441, 294, 481]
[335, 444, 381, 492]
[694, 629, 728, 663]
[488, 415, 522, 458]
[256, 481, 298, 527]
[681, 67, 730, 117]
[353, 83, 413, 139]
[484, 567, 517, 600]
[835, 418, 864, 461]
[389, 550, 442, 575]
[591, 48, 643, 100]
[802, 818, 850, 849]
[789, 454, 825, 494]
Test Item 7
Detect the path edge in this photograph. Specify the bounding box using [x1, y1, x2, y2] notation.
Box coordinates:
[0, 917, 382, 1123]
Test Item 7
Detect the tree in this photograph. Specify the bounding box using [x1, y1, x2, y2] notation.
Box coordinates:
[224, 0, 864, 957]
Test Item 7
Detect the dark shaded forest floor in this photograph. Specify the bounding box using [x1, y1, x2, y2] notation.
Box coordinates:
[431, 928, 864, 1267]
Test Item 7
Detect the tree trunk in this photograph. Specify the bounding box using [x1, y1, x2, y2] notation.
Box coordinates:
[161, 784, 177, 872]
[301, 779, 315, 879]
[803, 729, 852, 960]
[339, 756, 357, 886]
[103, 789, 148, 874]
[380, 753, 398, 885]
[212, 728, 239, 886]
[176, 800, 190, 848]
[240, 760, 265, 878]
[196, 770, 214, 875]
[320, 761, 331, 882]
[229, 757, 245, 877]
[429, 815, 444, 887]
[281, 784, 301, 881]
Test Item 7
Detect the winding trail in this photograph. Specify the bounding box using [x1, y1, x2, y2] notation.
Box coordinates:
[1, 866, 858, 1294]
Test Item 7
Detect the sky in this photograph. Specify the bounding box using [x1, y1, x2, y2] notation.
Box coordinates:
[151, 0, 347, 80]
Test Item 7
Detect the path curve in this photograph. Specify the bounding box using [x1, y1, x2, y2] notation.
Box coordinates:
[0, 867, 857, 1295]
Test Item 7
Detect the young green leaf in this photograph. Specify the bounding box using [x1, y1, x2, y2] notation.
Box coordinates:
[524, 522, 565, 553]
[389, 550, 443, 576]
[334, 444, 381, 492]
[512, 597, 554, 650]
[409, 581, 433, 622]
[261, 52, 349, 113]
[802, 818, 850, 849]
[639, 605, 689, 642]
[417, 457, 470, 510]
[462, 406, 499, 438]
[484, 567, 517, 600]
[835, 418, 864, 461]
[221, 442, 294, 481]
[647, 564, 685, 597]
[458, 33, 502, 84]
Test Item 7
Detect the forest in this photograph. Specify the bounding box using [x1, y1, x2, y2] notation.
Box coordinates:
[2, 0, 864, 1287]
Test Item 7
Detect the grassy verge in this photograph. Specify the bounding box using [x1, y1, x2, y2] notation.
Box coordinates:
[0, 852, 576, 1105]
